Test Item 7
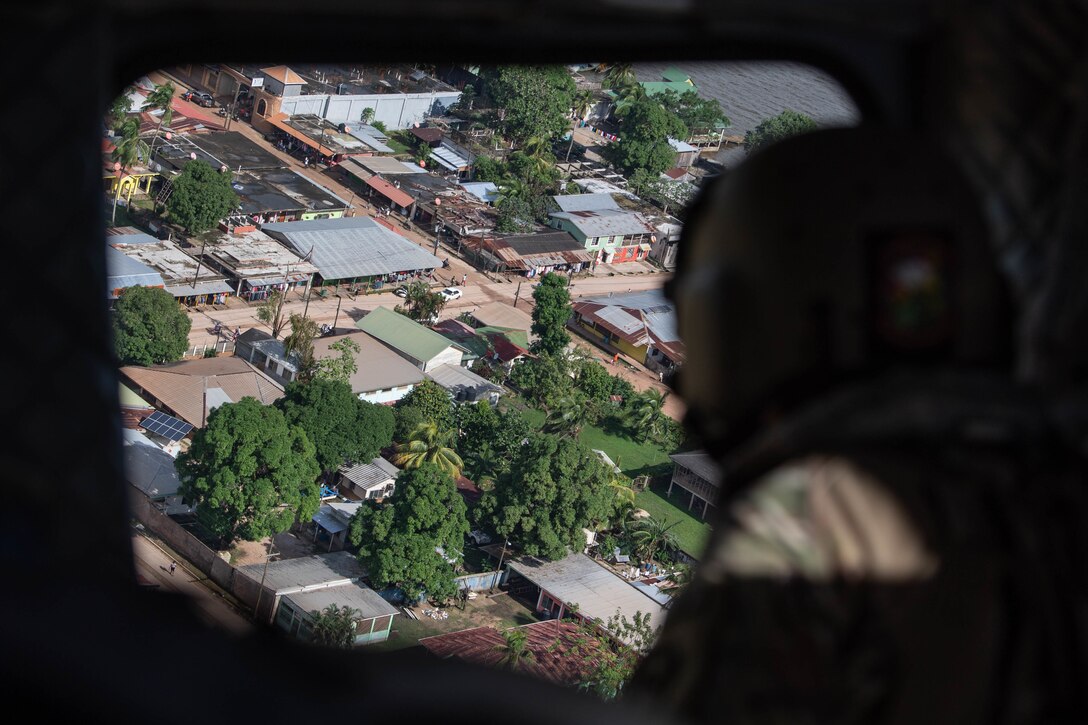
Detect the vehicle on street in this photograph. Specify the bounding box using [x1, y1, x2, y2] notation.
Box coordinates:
[440, 287, 462, 301]
[468, 530, 491, 546]
[393, 286, 408, 297]
[191, 91, 215, 107]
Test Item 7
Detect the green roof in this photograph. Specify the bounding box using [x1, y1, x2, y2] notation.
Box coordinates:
[355, 306, 465, 363]
[660, 67, 691, 83]
[477, 326, 530, 350]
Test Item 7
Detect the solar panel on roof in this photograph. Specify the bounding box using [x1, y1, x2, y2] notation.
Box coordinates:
[141, 410, 194, 441]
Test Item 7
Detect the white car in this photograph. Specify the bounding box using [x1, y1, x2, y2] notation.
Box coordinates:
[440, 287, 463, 301]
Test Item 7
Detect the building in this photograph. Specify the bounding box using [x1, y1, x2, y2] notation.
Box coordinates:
[263, 114, 382, 163]
[667, 451, 722, 520]
[419, 620, 606, 687]
[551, 192, 620, 213]
[234, 329, 425, 404]
[549, 209, 655, 265]
[570, 289, 685, 373]
[106, 245, 165, 300]
[202, 229, 319, 301]
[505, 553, 667, 639]
[648, 217, 683, 270]
[121, 428, 191, 516]
[667, 138, 699, 168]
[426, 363, 503, 404]
[235, 551, 399, 646]
[464, 231, 594, 276]
[107, 232, 234, 306]
[260, 217, 442, 287]
[355, 307, 468, 373]
[466, 302, 533, 334]
[336, 457, 401, 501]
[119, 357, 286, 429]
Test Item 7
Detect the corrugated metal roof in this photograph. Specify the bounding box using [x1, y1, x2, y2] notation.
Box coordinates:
[312, 506, 349, 535]
[669, 451, 722, 487]
[459, 182, 498, 203]
[365, 176, 415, 208]
[426, 363, 502, 398]
[430, 144, 470, 171]
[285, 581, 399, 621]
[667, 137, 697, 153]
[106, 245, 165, 292]
[236, 551, 366, 594]
[121, 428, 181, 500]
[346, 127, 394, 153]
[262, 217, 442, 281]
[551, 193, 620, 212]
[343, 156, 426, 177]
[164, 280, 235, 297]
[339, 457, 400, 490]
[507, 553, 667, 635]
[313, 331, 426, 393]
[469, 302, 532, 332]
[550, 209, 654, 237]
[354, 307, 463, 366]
[595, 306, 646, 337]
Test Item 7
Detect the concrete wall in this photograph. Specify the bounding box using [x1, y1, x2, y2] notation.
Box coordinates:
[280, 92, 461, 130]
[454, 570, 507, 592]
[359, 382, 414, 406]
[421, 346, 465, 373]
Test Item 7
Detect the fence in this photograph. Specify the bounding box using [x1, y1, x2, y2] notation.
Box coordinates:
[455, 569, 507, 592]
[184, 340, 236, 358]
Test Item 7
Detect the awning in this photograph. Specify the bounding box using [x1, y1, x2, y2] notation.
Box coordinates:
[165, 280, 234, 297]
[268, 114, 337, 156]
[312, 507, 348, 535]
[365, 176, 415, 208]
[245, 273, 309, 288]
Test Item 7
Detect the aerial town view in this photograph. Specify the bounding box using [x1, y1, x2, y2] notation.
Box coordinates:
[107, 61, 854, 695]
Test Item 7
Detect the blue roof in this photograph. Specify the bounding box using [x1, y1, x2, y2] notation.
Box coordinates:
[459, 181, 498, 203]
[106, 245, 165, 294]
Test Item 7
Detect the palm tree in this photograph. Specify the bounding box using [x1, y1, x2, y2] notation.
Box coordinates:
[283, 313, 319, 381]
[625, 389, 668, 442]
[603, 63, 636, 91]
[393, 422, 464, 478]
[144, 82, 176, 133]
[111, 118, 149, 172]
[571, 89, 595, 120]
[464, 445, 505, 491]
[627, 515, 680, 563]
[359, 107, 375, 125]
[495, 628, 535, 671]
[543, 393, 591, 438]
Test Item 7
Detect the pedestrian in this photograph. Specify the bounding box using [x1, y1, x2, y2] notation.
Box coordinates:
[612, 353, 619, 366]
[169, 560, 177, 576]
[233, 327, 240, 341]
[461, 273, 467, 286]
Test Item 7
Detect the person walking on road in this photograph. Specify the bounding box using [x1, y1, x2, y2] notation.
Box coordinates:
[169, 560, 177, 576]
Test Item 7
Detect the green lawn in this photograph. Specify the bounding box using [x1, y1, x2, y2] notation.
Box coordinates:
[366, 591, 536, 653]
[635, 480, 713, 558]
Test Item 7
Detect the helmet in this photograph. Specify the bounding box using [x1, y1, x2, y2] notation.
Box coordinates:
[668, 126, 1014, 448]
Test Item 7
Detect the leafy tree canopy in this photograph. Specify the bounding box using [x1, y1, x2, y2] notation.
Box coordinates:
[508, 352, 573, 407]
[531, 273, 573, 356]
[393, 379, 454, 441]
[107, 90, 134, 131]
[606, 95, 687, 176]
[457, 402, 529, 459]
[348, 463, 470, 602]
[167, 159, 239, 234]
[309, 604, 359, 649]
[575, 611, 660, 700]
[113, 285, 192, 366]
[472, 155, 506, 183]
[483, 65, 576, 145]
[314, 337, 360, 385]
[657, 88, 729, 132]
[743, 109, 818, 153]
[276, 377, 394, 473]
[476, 433, 614, 560]
[177, 398, 321, 545]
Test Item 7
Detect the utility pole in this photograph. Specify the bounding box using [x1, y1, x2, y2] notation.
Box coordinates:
[252, 538, 279, 624]
[513, 280, 522, 308]
[331, 294, 342, 331]
[224, 82, 243, 132]
[489, 537, 510, 594]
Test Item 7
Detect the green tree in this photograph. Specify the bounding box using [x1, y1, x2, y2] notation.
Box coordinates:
[576, 359, 618, 403]
[476, 433, 613, 560]
[531, 272, 573, 356]
[166, 159, 239, 234]
[606, 94, 686, 176]
[743, 109, 818, 153]
[495, 196, 538, 234]
[393, 380, 454, 441]
[543, 391, 592, 438]
[314, 337, 360, 385]
[496, 628, 536, 671]
[393, 422, 464, 478]
[571, 88, 595, 120]
[657, 88, 729, 134]
[457, 402, 529, 459]
[256, 289, 288, 339]
[626, 515, 680, 563]
[625, 388, 669, 443]
[348, 463, 470, 602]
[456, 84, 476, 111]
[111, 118, 148, 171]
[359, 107, 375, 125]
[276, 377, 394, 474]
[112, 285, 192, 366]
[283, 313, 319, 382]
[507, 352, 572, 406]
[414, 142, 432, 166]
[575, 611, 659, 700]
[472, 155, 506, 183]
[107, 90, 134, 131]
[144, 82, 175, 132]
[309, 604, 359, 649]
[602, 63, 636, 91]
[483, 65, 576, 145]
[177, 398, 321, 546]
[400, 280, 446, 323]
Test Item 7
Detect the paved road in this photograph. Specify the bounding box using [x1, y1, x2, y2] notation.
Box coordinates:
[131, 530, 253, 636]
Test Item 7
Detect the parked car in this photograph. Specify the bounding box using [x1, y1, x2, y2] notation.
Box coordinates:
[440, 287, 463, 301]
[468, 530, 492, 546]
[393, 286, 408, 298]
[191, 91, 215, 107]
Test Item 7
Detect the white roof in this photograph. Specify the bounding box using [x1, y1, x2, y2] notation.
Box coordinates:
[551, 193, 620, 213]
[507, 553, 667, 635]
[236, 551, 366, 594]
[261, 217, 442, 280]
[430, 144, 471, 171]
[286, 582, 399, 621]
[667, 137, 697, 153]
[551, 209, 654, 238]
[121, 428, 181, 500]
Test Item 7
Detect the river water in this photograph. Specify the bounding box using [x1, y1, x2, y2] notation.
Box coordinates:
[633, 61, 861, 135]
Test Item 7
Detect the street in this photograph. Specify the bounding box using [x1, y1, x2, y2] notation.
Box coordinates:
[131, 529, 253, 636]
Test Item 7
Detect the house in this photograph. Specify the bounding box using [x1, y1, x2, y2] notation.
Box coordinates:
[549, 209, 655, 265]
[648, 217, 683, 270]
[234, 329, 425, 404]
[106, 232, 233, 306]
[426, 363, 503, 404]
[667, 138, 699, 168]
[458, 181, 499, 204]
[431, 318, 530, 373]
[202, 229, 319, 302]
[419, 620, 606, 687]
[235, 551, 399, 646]
[336, 457, 401, 501]
[570, 289, 685, 373]
[466, 302, 533, 334]
[260, 217, 442, 288]
[119, 357, 286, 429]
[464, 231, 594, 276]
[505, 552, 667, 639]
[106, 244, 165, 300]
[551, 193, 620, 213]
[121, 428, 191, 516]
[355, 307, 469, 373]
[667, 451, 722, 520]
[310, 500, 362, 551]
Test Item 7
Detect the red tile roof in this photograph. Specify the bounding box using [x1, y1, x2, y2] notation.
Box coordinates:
[419, 620, 605, 687]
[485, 332, 529, 363]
